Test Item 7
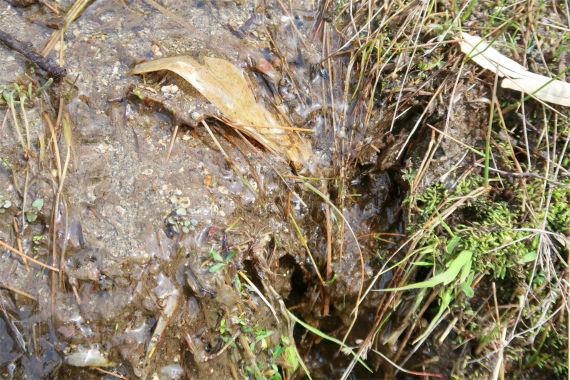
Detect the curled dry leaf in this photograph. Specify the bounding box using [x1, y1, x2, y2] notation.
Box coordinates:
[130, 56, 313, 167]
[459, 32, 570, 107]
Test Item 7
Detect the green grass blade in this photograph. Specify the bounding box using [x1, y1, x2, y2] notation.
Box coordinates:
[379, 251, 472, 291]
[287, 310, 373, 373]
[436, 210, 455, 237]
[412, 287, 453, 344]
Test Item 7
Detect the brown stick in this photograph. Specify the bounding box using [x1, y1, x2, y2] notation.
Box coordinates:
[0, 29, 66, 80]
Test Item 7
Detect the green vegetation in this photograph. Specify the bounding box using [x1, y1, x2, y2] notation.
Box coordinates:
[329, 0, 570, 377]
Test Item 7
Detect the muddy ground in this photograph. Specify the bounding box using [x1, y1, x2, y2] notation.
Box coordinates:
[0, 0, 499, 379]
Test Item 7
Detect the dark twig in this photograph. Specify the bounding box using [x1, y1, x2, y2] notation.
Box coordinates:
[187, 265, 217, 297]
[0, 29, 67, 80]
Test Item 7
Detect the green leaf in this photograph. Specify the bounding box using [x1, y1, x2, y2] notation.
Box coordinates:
[446, 235, 461, 254]
[460, 272, 475, 297]
[176, 208, 186, 216]
[518, 250, 537, 264]
[283, 341, 299, 372]
[255, 330, 273, 342]
[459, 257, 472, 283]
[412, 287, 453, 344]
[210, 249, 224, 262]
[26, 210, 37, 222]
[225, 250, 235, 262]
[32, 198, 44, 210]
[273, 345, 286, 358]
[270, 369, 283, 380]
[235, 274, 242, 290]
[380, 251, 473, 291]
[209, 263, 225, 272]
[436, 210, 454, 237]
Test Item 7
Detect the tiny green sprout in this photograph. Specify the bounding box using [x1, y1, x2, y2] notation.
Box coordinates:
[218, 318, 228, 334]
[327, 272, 337, 284]
[225, 250, 235, 262]
[13, 82, 21, 97]
[33, 235, 42, 242]
[255, 329, 273, 342]
[210, 248, 224, 263]
[36, 78, 53, 97]
[209, 263, 225, 273]
[26, 210, 38, 222]
[132, 87, 143, 100]
[176, 208, 186, 216]
[32, 198, 44, 211]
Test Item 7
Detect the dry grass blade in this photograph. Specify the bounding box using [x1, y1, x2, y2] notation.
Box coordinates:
[238, 271, 279, 323]
[131, 56, 313, 167]
[371, 349, 446, 378]
[289, 213, 326, 287]
[0, 283, 36, 301]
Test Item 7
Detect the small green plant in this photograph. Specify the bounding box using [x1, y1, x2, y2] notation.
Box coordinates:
[26, 198, 43, 222]
[208, 248, 234, 272]
[0, 197, 10, 214]
[166, 208, 198, 234]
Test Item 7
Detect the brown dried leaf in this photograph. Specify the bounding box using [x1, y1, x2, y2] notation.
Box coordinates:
[131, 56, 312, 166]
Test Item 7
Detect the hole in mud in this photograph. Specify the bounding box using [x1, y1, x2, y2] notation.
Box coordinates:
[281, 255, 307, 309]
[242, 260, 263, 290]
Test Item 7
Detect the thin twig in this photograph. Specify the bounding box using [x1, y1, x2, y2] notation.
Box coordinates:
[0, 240, 60, 272]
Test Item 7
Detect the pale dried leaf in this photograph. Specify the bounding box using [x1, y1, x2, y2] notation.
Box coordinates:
[131, 56, 312, 166]
[459, 32, 570, 107]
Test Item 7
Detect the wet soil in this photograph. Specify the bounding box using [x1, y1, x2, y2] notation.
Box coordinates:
[0, 0, 489, 379]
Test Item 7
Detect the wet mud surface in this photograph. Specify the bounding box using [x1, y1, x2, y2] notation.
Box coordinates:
[0, 0, 491, 379]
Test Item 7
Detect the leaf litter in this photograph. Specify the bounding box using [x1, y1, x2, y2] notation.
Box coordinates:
[131, 56, 314, 168]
